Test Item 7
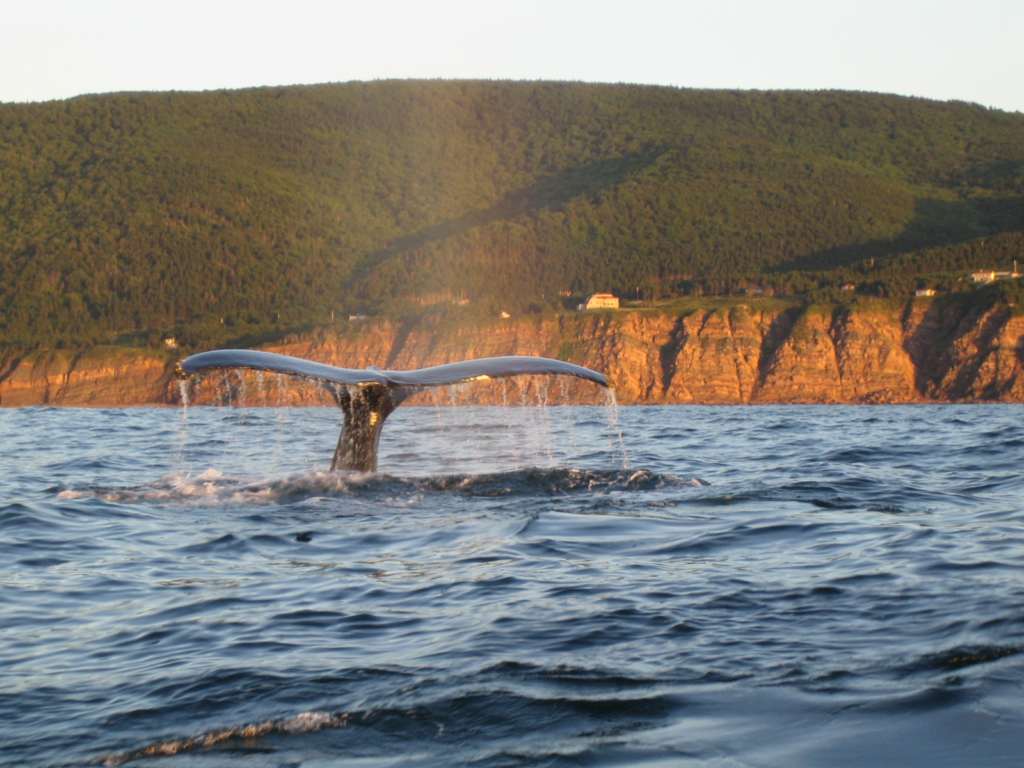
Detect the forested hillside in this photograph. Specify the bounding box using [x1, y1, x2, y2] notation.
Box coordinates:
[1, 80, 1023, 350]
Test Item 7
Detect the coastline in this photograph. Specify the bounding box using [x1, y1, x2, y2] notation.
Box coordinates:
[3, 303, 1023, 407]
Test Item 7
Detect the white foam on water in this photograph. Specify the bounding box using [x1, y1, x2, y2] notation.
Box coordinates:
[56, 465, 698, 506]
[57, 469, 360, 505]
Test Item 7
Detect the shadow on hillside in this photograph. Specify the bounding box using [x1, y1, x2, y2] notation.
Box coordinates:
[350, 150, 662, 292]
[957, 159, 1024, 192]
[769, 195, 1024, 274]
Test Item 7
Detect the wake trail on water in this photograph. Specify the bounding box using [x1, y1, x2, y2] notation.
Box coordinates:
[56, 467, 709, 506]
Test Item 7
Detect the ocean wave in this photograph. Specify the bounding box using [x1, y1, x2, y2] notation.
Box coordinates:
[908, 645, 1021, 674]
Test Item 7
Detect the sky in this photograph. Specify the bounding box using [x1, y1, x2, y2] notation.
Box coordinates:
[1, 0, 1022, 113]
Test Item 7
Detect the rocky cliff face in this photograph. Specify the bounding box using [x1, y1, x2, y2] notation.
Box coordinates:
[3, 300, 1023, 407]
[0, 348, 177, 407]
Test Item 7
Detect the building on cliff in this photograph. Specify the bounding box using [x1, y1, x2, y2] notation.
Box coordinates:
[578, 293, 620, 310]
[970, 270, 1022, 283]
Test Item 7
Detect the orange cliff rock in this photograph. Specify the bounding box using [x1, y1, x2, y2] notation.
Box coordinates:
[0, 348, 177, 407]
[3, 302, 1024, 407]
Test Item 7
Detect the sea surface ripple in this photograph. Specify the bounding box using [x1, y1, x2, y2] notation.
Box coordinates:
[2, 404, 1023, 767]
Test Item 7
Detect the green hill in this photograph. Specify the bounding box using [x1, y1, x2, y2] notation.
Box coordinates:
[1, 80, 1022, 350]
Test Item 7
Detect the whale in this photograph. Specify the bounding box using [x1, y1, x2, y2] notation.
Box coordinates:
[175, 350, 610, 472]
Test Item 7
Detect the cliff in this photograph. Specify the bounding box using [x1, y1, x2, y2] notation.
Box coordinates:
[3, 300, 1023, 407]
[0, 347, 176, 407]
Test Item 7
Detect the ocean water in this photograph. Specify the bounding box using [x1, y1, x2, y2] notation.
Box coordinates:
[2, 402, 1024, 767]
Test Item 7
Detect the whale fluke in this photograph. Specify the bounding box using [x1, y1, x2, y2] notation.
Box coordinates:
[175, 350, 610, 472]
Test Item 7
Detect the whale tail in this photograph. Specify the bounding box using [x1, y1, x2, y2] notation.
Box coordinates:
[328, 382, 411, 472]
[175, 350, 610, 472]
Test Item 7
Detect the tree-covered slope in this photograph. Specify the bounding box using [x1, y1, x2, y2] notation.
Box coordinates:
[1, 80, 1022, 348]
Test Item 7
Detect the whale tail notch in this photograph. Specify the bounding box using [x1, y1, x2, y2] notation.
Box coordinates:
[176, 350, 611, 472]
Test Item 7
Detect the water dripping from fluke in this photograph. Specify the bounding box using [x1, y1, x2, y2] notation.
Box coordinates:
[176, 378, 190, 413]
[602, 387, 629, 468]
[175, 351, 611, 472]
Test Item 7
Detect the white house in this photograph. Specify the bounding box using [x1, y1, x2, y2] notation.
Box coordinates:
[579, 293, 620, 310]
[969, 270, 1021, 284]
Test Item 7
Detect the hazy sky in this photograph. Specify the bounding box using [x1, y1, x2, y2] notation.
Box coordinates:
[2, 0, 1022, 112]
